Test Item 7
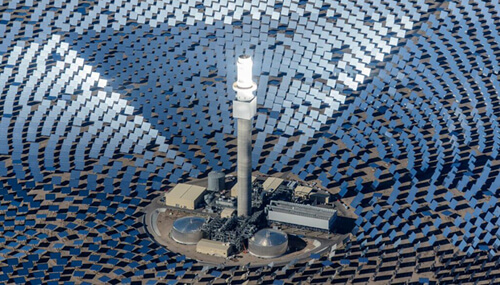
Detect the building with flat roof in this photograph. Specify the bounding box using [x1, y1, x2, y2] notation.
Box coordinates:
[220, 208, 236, 218]
[294, 185, 314, 198]
[196, 239, 232, 257]
[230, 176, 256, 197]
[164, 184, 207, 210]
[267, 200, 337, 231]
[262, 177, 284, 192]
[310, 191, 331, 204]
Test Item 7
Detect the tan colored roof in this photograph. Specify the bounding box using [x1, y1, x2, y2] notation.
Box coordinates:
[165, 184, 206, 205]
[220, 208, 236, 218]
[262, 177, 284, 192]
[294, 185, 313, 196]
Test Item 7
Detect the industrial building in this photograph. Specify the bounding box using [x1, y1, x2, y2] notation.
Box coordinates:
[267, 200, 337, 231]
[170, 216, 205, 245]
[160, 56, 339, 263]
[248, 228, 288, 258]
[262, 177, 284, 192]
[310, 191, 331, 204]
[294, 185, 314, 198]
[220, 208, 236, 218]
[196, 239, 232, 258]
[230, 176, 256, 197]
[164, 184, 207, 210]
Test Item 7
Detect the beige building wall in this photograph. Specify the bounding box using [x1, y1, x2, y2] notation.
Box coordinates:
[165, 184, 207, 209]
[196, 239, 231, 257]
[220, 208, 236, 218]
[294, 185, 313, 198]
[310, 192, 330, 204]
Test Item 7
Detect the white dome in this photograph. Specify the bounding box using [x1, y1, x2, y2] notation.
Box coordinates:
[170, 216, 205, 244]
[248, 228, 288, 258]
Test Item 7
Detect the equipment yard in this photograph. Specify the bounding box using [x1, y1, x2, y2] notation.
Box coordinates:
[145, 196, 346, 267]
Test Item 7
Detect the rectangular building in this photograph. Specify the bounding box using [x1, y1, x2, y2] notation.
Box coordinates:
[262, 177, 284, 192]
[267, 200, 337, 231]
[220, 208, 236, 218]
[164, 184, 207, 210]
[196, 239, 232, 257]
[294, 185, 313, 198]
[310, 191, 331, 204]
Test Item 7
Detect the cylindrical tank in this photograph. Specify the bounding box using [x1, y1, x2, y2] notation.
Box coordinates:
[208, 171, 226, 192]
[170, 216, 205, 245]
[248, 228, 288, 258]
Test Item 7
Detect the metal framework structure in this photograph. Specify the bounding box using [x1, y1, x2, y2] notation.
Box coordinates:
[202, 211, 265, 252]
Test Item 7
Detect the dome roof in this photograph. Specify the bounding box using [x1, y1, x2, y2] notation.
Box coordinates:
[250, 228, 288, 247]
[172, 216, 205, 234]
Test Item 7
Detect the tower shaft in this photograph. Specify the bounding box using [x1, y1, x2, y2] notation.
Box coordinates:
[237, 118, 252, 217]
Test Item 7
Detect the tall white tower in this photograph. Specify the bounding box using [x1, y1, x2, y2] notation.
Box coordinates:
[232, 55, 257, 217]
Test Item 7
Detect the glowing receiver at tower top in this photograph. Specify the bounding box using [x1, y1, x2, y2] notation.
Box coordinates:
[232, 55, 257, 120]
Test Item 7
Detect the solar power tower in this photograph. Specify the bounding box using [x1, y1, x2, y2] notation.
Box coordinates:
[232, 55, 257, 217]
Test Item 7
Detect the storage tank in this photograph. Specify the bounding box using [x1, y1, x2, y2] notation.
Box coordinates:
[248, 228, 288, 258]
[208, 171, 226, 192]
[170, 216, 205, 245]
